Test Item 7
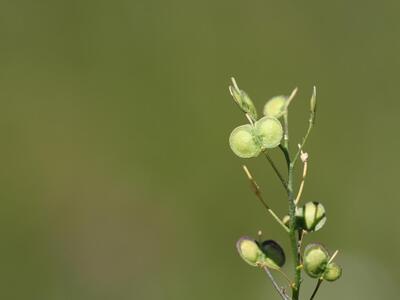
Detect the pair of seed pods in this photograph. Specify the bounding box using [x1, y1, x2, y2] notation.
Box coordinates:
[236, 237, 285, 270]
[229, 117, 283, 158]
[303, 244, 342, 281]
[229, 96, 288, 158]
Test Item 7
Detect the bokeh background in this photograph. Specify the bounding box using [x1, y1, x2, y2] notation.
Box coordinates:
[1, 0, 399, 299]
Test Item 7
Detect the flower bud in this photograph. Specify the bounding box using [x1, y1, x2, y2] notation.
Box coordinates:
[236, 237, 264, 266]
[296, 202, 327, 232]
[229, 125, 261, 158]
[263, 96, 287, 118]
[229, 80, 258, 121]
[310, 86, 317, 113]
[303, 243, 329, 278]
[254, 116, 283, 149]
[257, 240, 285, 269]
[323, 262, 342, 282]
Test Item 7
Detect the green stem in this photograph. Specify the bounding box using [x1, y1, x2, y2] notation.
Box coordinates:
[263, 267, 290, 300]
[242, 166, 289, 233]
[292, 118, 313, 165]
[283, 113, 289, 149]
[310, 279, 323, 300]
[292, 87, 316, 166]
[288, 164, 301, 300]
[279, 145, 291, 171]
[263, 152, 289, 193]
[280, 109, 302, 300]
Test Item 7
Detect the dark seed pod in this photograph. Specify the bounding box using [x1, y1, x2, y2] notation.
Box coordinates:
[258, 240, 286, 269]
[296, 202, 327, 232]
[303, 243, 329, 278]
[323, 262, 342, 282]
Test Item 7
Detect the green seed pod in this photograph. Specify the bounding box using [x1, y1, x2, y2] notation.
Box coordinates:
[229, 125, 261, 158]
[323, 262, 342, 282]
[229, 82, 258, 121]
[263, 96, 288, 118]
[303, 243, 329, 278]
[254, 116, 283, 149]
[296, 202, 327, 232]
[236, 237, 264, 267]
[257, 240, 285, 269]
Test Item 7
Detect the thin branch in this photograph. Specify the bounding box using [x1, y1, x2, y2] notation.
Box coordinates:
[263, 152, 289, 193]
[328, 250, 339, 264]
[288, 165, 301, 299]
[283, 113, 289, 149]
[279, 144, 291, 170]
[297, 230, 306, 264]
[242, 165, 289, 232]
[309, 279, 323, 300]
[292, 87, 316, 166]
[294, 148, 309, 205]
[263, 266, 292, 300]
[286, 87, 299, 108]
[276, 268, 294, 287]
[245, 113, 254, 126]
[282, 87, 298, 150]
[292, 123, 313, 166]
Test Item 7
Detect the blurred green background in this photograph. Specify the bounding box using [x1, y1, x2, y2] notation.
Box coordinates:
[1, 0, 399, 299]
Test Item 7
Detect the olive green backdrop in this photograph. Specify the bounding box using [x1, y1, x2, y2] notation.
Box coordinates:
[0, 0, 399, 299]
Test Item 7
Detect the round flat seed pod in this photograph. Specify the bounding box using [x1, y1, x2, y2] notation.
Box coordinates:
[303, 243, 329, 278]
[236, 237, 264, 267]
[258, 240, 285, 269]
[254, 116, 283, 149]
[263, 96, 287, 118]
[297, 202, 327, 232]
[323, 262, 342, 282]
[229, 125, 261, 158]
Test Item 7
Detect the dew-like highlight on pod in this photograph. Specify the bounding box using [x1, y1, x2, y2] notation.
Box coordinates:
[254, 116, 283, 149]
[229, 124, 261, 158]
[263, 95, 288, 119]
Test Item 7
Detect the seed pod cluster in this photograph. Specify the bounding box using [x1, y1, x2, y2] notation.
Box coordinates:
[229, 117, 283, 158]
[303, 243, 342, 282]
[228, 80, 288, 158]
[236, 237, 285, 270]
[228, 81, 342, 294]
